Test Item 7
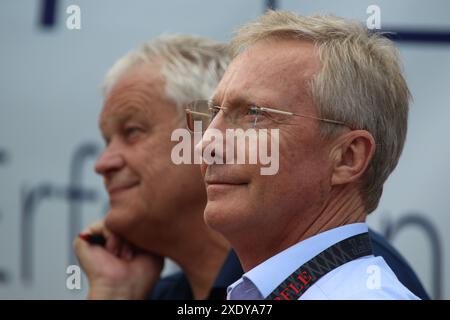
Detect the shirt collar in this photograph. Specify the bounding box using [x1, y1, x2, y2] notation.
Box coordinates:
[228, 223, 369, 299]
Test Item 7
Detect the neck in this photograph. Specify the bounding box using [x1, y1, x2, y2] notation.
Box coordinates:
[233, 185, 367, 272]
[174, 225, 229, 299]
[292, 184, 367, 244]
[158, 204, 230, 299]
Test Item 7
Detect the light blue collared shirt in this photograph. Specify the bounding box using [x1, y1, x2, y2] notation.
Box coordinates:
[227, 223, 419, 300]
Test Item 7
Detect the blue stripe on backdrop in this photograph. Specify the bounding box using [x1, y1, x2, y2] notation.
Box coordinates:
[39, 0, 58, 28]
[265, 0, 450, 44]
[381, 28, 450, 44]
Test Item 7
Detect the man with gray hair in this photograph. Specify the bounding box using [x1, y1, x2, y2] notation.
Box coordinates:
[74, 30, 426, 301]
[195, 11, 420, 299]
[73, 35, 236, 299]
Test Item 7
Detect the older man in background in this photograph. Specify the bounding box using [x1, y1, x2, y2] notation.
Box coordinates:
[73, 35, 236, 299]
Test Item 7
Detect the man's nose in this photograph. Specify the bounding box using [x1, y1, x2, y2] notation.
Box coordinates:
[94, 143, 125, 176]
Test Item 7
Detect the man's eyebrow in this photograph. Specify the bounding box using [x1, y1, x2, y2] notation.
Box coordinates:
[120, 104, 151, 118]
[209, 95, 244, 109]
[99, 105, 149, 140]
[106, 105, 150, 124]
[210, 91, 273, 110]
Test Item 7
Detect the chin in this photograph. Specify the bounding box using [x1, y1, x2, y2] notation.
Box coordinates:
[203, 201, 242, 236]
[104, 206, 141, 240]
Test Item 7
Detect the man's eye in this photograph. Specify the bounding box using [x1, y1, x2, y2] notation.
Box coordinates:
[243, 106, 263, 119]
[247, 107, 261, 116]
[124, 127, 143, 140]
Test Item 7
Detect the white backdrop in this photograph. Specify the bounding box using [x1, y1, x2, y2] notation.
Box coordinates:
[0, 0, 449, 299]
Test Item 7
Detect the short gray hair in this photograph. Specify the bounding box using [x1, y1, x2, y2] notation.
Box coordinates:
[230, 11, 411, 213]
[102, 34, 230, 113]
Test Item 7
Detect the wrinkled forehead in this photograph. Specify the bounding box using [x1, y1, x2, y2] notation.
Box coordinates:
[99, 64, 165, 131]
[99, 84, 152, 130]
[213, 38, 320, 108]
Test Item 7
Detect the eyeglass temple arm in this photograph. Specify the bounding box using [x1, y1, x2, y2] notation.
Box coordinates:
[185, 109, 210, 117]
[258, 106, 348, 127]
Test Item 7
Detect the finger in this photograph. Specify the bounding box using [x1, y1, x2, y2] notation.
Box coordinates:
[73, 234, 99, 266]
[78, 220, 108, 245]
[79, 219, 120, 255]
[73, 234, 86, 257]
[118, 242, 132, 261]
[81, 219, 105, 235]
[106, 232, 123, 256]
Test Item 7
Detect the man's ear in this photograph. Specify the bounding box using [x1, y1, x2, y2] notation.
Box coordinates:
[330, 130, 376, 186]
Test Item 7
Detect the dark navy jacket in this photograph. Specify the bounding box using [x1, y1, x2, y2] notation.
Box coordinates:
[149, 229, 429, 300]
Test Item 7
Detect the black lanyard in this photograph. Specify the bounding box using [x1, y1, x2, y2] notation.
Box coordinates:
[266, 232, 373, 300]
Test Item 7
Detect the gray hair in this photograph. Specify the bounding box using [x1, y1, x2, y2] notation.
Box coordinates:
[102, 34, 230, 113]
[230, 10, 411, 213]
